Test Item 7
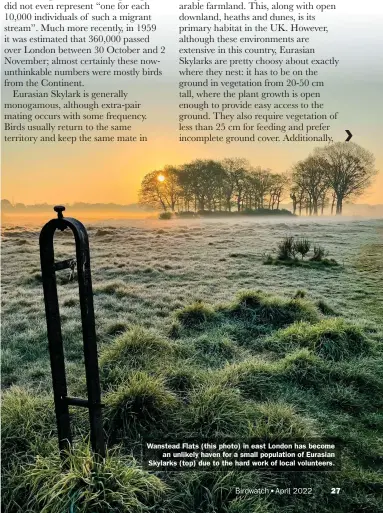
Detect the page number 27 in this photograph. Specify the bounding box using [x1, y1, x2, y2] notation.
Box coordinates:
[331, 488, 341, 494]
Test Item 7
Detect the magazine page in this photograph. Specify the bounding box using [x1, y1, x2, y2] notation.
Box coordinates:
[1, 1, 382, 512]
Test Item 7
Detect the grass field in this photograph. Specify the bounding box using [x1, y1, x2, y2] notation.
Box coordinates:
[2, 215, 383, 512]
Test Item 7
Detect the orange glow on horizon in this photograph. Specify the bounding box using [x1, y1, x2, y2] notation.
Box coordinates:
[2, 136, 383, 206]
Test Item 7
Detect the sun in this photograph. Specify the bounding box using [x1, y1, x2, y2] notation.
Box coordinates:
[157, 174, 165, 182]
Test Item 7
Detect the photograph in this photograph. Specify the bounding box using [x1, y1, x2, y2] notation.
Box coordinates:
[1, 1, 382, 512]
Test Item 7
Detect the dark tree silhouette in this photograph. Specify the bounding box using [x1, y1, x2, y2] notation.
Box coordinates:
[139, 144, 376, 216]
[292, 156, 329, 215]
[314, 142, 376, 215]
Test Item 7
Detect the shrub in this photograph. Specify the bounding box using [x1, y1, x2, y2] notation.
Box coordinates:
[219, 359, 284, 401]
[277, 236, 296, 260]
[182, 384, 251, 437]
[163, 471, 273, 513]
[194, 334, 236, 360]
[282, 349, 328, 387]
[251, 401, 316, 440]
[234, 290, 265, 309]
[268, 238, 338, 268]
[262, 252, 274, 265]
[164, 365, 205, 395]
[361, 412, 383, 430]
[324, 383, 366, 414]
[311, 245, 327, 261]
[168, 320, 182, 339]
[159, 212, 172, 220]
[2, 387, 55, 462]
[105, 372, 178, 441]
[228, 290, 320, 328]
[331, 357, 383, 400]
[99, 326, 175, 382]
[271, 319, 371, 361]
[5, 444, 165, 513]
[176, 300, 216, 329]
[294, 238, 311, 259]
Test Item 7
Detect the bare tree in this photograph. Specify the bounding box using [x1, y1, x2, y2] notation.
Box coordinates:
[202, 160, 226, 211]
[314, 142, 376, 215]
[139, 166, 181, 212]
[252, 167, 273, 209]
[330, 190, 336, 215]
[290, 186, 298, 215]
[292, 156, 329, 215]
[318, 190, 330, 215]
[139, 170, 167, 211]
[162, 165, 182, 212]
[221, 158, 250, 212]
[268, 173, 289, 210]
[178, 160, 206, 211]
[139, 145, 376, 217]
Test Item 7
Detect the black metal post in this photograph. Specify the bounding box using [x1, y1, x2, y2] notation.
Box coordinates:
[39, 206, 106, 464]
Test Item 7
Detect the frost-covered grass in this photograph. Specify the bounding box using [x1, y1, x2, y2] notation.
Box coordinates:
[2, 216, 383, 512]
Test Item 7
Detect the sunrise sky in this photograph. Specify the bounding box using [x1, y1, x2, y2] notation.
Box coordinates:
[2, 1, 382, 205]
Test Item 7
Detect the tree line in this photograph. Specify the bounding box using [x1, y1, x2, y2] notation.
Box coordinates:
[139, 142, 376, 216]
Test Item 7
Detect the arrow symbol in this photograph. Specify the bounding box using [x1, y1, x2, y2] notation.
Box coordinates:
[345, 130, 353, 142]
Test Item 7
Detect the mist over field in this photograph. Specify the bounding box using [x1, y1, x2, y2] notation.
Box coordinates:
[2, 215, 382, 512]
[2, 203, 383, 228]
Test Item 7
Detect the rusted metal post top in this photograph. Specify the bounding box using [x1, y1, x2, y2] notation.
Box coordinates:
[54, 205, 66, 219]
